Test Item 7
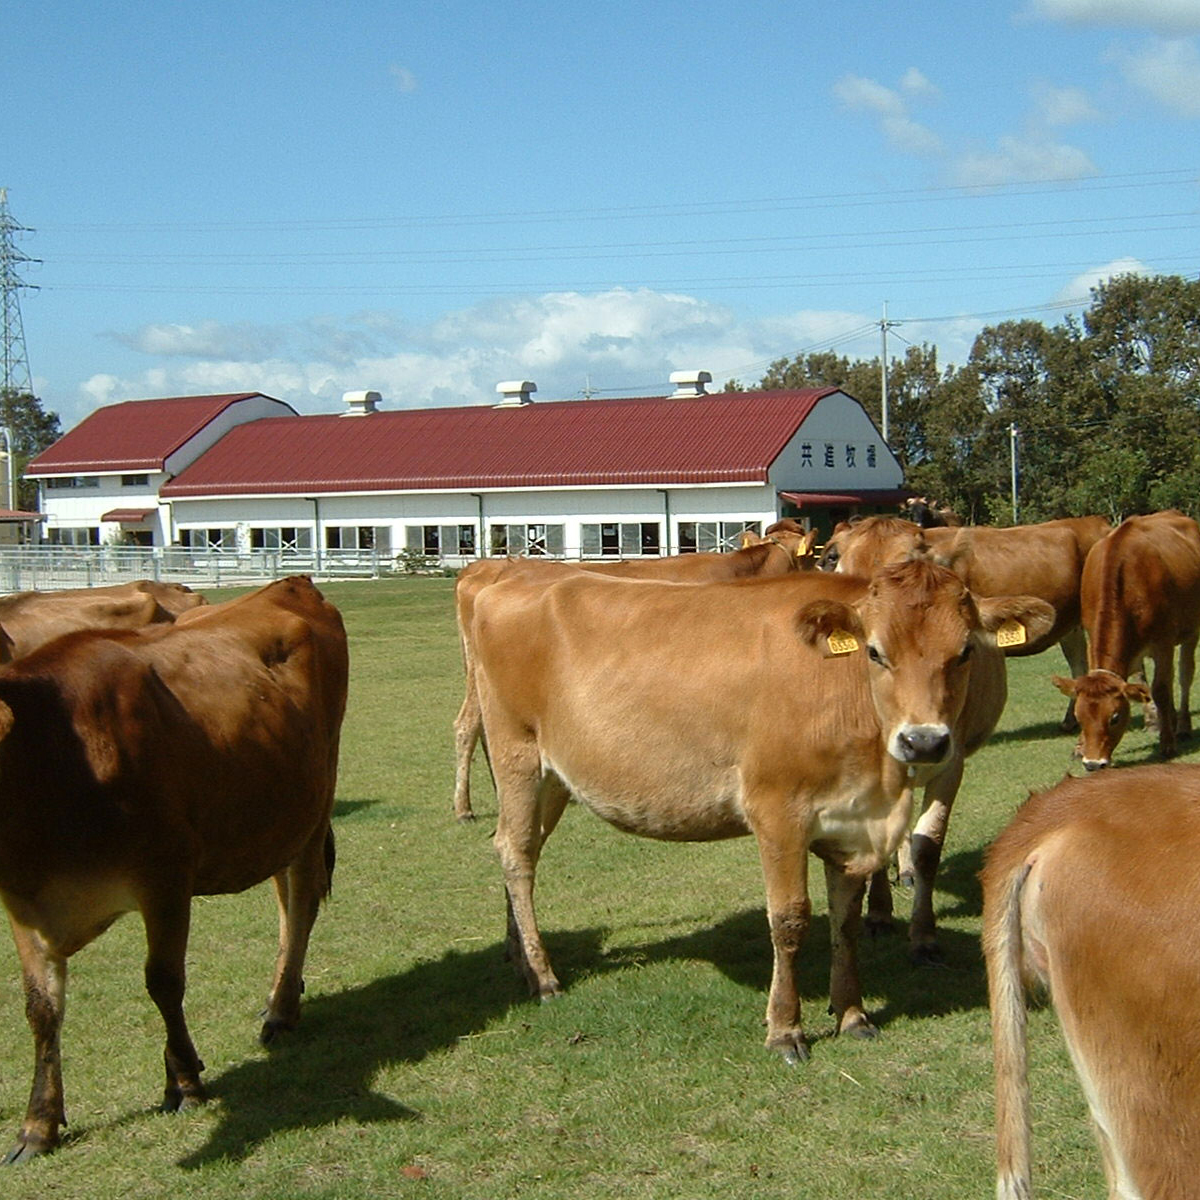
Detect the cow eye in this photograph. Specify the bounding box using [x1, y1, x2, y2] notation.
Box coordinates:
[867, 643, 888, 668]
[1109, 711, 1123, 727]
[957, 642, 974, 666]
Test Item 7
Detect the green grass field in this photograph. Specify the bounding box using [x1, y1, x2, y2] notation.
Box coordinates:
[0, 575, 1187, 1199]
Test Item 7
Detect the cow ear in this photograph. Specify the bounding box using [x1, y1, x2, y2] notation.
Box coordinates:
[1051, 675, 1079, 698]
[977, 595, 1056, 646]
[795, 599, 864, 653]
[1124, 681, 1152, 703]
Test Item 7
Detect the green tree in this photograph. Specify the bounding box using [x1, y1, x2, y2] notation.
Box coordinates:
[0, 388, 62, 510]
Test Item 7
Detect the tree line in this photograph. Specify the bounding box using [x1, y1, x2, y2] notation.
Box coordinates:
[730, 273, 1200, 527]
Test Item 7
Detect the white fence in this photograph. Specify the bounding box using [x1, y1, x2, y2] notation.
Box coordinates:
[0, 545, 422, 594]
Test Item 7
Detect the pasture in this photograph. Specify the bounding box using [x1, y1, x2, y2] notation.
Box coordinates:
[0, 574, 1190, 1198]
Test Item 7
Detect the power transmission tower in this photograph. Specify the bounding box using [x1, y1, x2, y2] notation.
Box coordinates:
[0, 188, 39, 398]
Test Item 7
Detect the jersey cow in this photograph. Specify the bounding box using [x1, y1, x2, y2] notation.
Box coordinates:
[472, 560, 1053, 1060]
[817, 514, 1107, 956]
[0, 579, 205, 661]
[0, 576, 348, 1161]
[451, 539, 806, 820]
[983, 764, 1200, 1199]
[1052, 509, 1200, 769]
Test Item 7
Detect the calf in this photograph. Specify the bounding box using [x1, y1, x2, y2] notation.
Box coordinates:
[983, 764, 1200, 1199]
[474, 560, 1052, 1059]
[0, 576, 347, 1161]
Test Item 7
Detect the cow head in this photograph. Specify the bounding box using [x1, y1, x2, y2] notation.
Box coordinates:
[1051, 671, 1151, 770]
[797, 559, 1054, 773]
[819, 515, 927, 576]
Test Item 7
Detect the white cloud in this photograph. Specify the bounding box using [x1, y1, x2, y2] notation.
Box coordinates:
[389, 64, 418, 93]
[1054, 256, 1149, 303]
[73, 289, 885, 421]
[953, 135, 1098, 186]
[1112, 38, 1200, 116]
[1025, 0, 1200, 35]
[1031, 82, 1098, 126]
[833, 72, 944, 157]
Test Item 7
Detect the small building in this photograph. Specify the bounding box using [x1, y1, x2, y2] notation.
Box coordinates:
[26, 376, 906, 562]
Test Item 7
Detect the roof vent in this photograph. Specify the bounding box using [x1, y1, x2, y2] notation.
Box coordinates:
[494, 380, 537, 407]
[341, 389, 382, 416]
[669, 369, 712, 398]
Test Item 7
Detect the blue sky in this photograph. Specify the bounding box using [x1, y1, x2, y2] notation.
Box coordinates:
[4, 0, 1199, 429]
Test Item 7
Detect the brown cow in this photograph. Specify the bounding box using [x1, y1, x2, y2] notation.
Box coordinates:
[473, 560, 1053, 1059]
[1052, 509, 1200, 769]
[451, 540, 803, 820]
[818, 514, 1110, 956]
[741, 518, 820, 563]
[0, 576, 348, 1161]
[0, 579, 206, 660]
[983, 764, 1200, 1199]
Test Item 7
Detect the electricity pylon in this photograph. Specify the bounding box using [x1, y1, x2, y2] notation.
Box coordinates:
[0, 188, 38, 398]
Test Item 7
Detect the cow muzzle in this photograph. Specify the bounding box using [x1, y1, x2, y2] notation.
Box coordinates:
[1082, 757, 1110, 772]
[891, 724, 953, 765]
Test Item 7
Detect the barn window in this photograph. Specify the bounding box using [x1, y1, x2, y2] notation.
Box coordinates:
[185, 528, 235, 552]
[677, 521, 760, 553]
[251, 527, 312, 552]
[405, 525, 476, 557]
[580, 522, 661, 557]
[489, 523, 564, 557]
[121, 473, 150, 487]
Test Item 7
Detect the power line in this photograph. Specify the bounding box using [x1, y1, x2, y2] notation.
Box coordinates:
[0, 188, 38, 397]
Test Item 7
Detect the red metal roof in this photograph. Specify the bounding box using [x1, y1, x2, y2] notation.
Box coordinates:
[161, 389, 838, 497]
[26, 394, 287, 474]
[100, 508, 155, 523]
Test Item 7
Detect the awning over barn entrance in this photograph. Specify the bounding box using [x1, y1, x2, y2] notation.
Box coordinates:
[778, 489, 909, 508]
[100, 508, 155, 524]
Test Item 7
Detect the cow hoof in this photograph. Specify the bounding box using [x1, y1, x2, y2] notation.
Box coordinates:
[455, 811, 477, 823]
[909, 942, 945, 967]
[840, 1016, 879, 1040]
[536, 982, 563, 1003]
[768, 1034, 811, 1065]
[260, 1016, 297, 1045]
[864, 914, 897, 938]
[3, 1137, 52, 1165]
[896, 870, 915, 890]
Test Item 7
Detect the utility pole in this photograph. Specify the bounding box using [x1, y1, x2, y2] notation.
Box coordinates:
[1010, 423, 1019, 524]
[879, 301, 900, 446]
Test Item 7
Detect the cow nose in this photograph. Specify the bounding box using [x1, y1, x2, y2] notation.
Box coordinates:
[896, 726, 951, 763]
[1083, 758, 1109, 772]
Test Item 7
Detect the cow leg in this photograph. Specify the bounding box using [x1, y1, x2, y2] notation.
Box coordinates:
[262, 824, 333, 1044]
[452, 664, 482, 821]
[1176, 633, 1197, 741]
[908, 761, 963, 965]
[747, 799, 811, 1063]
[4, 918, 68, 1163]
[1150, 647, 1179, 759]
[1057, 627, 1087, 732]
[824, 864, 876, 1039]
[864, 867, 895, 937]
[494, 765, 565, 1001]
[141, 898, 207, 1113]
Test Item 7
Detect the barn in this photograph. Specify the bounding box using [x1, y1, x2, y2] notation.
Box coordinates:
[26, 373, 905, 564]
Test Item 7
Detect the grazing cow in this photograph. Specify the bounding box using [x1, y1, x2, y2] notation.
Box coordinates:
[473, 560, 1053, 1058]
[451, 540, 804, 820]
[0, 576, 348, 1161]
[817, 514, 1110, 955]
[0, 579, 206, 660]
[1052, 509, 1200, 769]
[983, 764, 1200, 1199]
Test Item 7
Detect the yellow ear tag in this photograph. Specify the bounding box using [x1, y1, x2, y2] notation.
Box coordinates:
[827, 630, 860, 656]
[996, 619, 1027, 648]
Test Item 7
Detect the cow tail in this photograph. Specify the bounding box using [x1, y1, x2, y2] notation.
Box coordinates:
[322, 826, 336, 898]
[985, 859, 1034, 1200]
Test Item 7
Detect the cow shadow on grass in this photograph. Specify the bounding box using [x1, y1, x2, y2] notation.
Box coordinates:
[175, 895, 989, 1167]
